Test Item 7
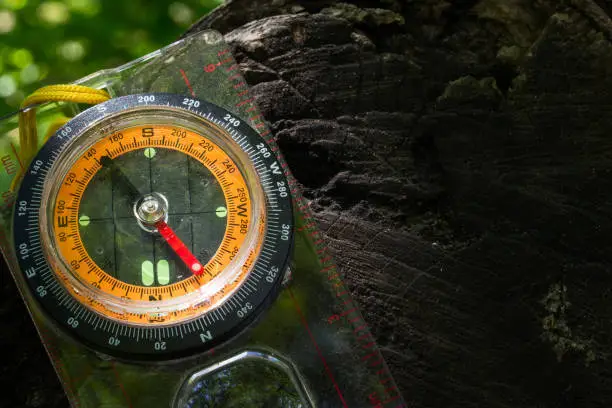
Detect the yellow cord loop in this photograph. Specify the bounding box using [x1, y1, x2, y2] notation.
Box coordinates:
[19, 84, 110, 165]
[13, 84, 110, 191]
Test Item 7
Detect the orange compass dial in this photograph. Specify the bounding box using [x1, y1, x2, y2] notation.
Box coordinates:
[50, 124, 262, 325]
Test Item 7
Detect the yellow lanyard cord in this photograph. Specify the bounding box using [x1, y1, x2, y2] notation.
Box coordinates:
[13, 84, 110, 191]
[19, 84, 110, 164]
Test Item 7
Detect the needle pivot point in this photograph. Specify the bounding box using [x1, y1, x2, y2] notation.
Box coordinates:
[134, 192, 168, 231]
[136, 193, 167, 224]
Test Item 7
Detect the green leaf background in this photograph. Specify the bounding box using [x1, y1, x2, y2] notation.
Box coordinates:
[0, 0, 222, 116]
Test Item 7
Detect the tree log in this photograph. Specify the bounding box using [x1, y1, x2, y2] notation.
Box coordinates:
[4, 0, 612, 406]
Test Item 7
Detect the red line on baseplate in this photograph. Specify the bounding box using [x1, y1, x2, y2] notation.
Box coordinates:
[348, 315, 361, 323]
[179, 69, 196, 97]
[361, 353, 376, 361]
[356, 332, 372, 341]
[361, 352, 376, 361]
[362, 342, 376, 349]
[236, 98, 254, 107]
[111, 361, 133, 408]
[320, 265, 334, 274]
[369, 357, 384, 367]
[288, 287, 348, 407]
[340, 307, 357, 318]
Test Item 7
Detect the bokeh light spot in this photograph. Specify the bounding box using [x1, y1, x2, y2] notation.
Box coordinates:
[0, 10, 16, 33]
[10, 48, 33, 68]
[168, 3, 193, 26]
[3, 0, 28, 10]
[58, 40, 85, 61]
[37, 1, 70, 25]
[66, 0, 100, 16]
[20, 64, 40, 84]
[0, 75, 17, 97]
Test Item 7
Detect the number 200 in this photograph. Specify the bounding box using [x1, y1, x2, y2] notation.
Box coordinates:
[138, 95, 155, 103]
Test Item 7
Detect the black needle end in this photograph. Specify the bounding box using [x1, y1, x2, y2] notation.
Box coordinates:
[100, 155, 112, 168]
[100, 155, 142, 201]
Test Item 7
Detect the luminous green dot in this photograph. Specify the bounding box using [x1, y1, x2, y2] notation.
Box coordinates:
[141, 261, 154, 286]
[79, 215, 90, 226]
[215, 206, 227, 218]
[157, 260, 169, 285]
[144, 147, 156, 159]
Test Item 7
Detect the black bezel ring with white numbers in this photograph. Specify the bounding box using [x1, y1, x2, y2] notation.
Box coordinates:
[12, 94, 293, 360]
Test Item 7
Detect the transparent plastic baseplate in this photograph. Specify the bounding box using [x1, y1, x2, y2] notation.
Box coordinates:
[0, 30, 406, 408]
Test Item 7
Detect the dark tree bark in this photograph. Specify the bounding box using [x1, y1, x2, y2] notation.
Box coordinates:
[4, 0, 612, 407]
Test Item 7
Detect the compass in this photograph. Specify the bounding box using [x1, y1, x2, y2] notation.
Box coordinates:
[13, 93, 293, 358]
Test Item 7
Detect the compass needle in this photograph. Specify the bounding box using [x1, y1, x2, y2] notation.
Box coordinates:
[100, 154, 142, 202]
[155, 220, 203, 276]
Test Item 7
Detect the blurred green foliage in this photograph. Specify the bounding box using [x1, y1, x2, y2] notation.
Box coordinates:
[0, 0, 222, 116]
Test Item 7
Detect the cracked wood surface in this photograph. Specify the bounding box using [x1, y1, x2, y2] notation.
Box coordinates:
[4, 0, 612, 407]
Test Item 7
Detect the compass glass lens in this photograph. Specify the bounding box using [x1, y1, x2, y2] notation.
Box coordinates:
[45, 119, 263, 325]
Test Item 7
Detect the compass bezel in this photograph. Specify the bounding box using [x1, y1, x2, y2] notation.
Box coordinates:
[12, 94, 293, 359]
